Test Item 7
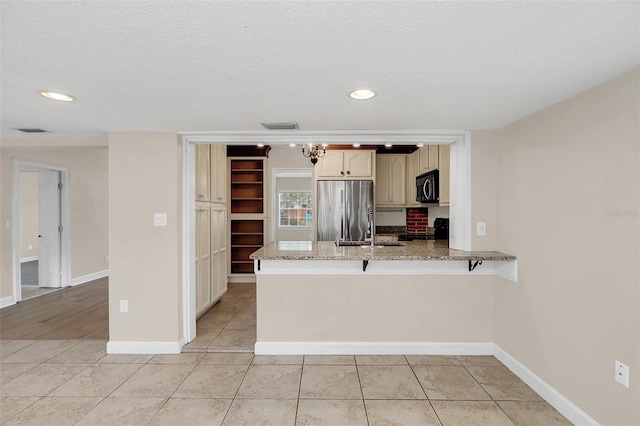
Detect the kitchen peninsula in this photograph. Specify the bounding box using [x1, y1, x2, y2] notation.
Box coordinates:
[250, 241, 517, 355]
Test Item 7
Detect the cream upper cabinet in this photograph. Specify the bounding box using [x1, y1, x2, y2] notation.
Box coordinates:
[210, 144, 226, 204]
[418, 146, 429, 174]
[317, 150, 374, 179]
[196, 145, 211, 202]
[438, 145, 450, 206]
[375, 155, 406, 206]
[428, 145, 439, 171]
[406, 150, 421, 207]
[345, 151, 374, 177]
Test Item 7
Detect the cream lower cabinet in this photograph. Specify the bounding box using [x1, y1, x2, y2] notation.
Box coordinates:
[376, 155, 406, 206]
[196, 205, 228, 318]
[210, 205, 228, 303]
[195, 206, 211, 317]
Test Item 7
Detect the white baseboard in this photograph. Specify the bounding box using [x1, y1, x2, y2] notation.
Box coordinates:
[0, 295, 16, 309]
[107, 340, 183, 355]
[71, 270, 108, 286]
[255, 341, 494, 356]
[494, 344, 599, 426]
[20, 256, 38, 263]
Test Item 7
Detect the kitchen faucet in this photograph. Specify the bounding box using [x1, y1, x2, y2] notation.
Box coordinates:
[367, 206, 374, 246]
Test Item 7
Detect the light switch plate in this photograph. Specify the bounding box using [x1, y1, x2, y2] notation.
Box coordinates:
[477, 222, 486, 236]
[154, 213, 167, 226]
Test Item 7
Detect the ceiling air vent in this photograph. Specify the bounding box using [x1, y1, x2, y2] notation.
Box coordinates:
[13, 128, 48, 133]
[261, 122, 299, 130]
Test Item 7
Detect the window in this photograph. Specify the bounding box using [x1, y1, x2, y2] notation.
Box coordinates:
[278, 191, 312, 227]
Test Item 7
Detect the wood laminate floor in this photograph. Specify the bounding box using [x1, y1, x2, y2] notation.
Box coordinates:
[0, 278, 108, 340]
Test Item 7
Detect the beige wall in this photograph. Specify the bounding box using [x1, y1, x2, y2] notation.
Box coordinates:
[492, 70, 639, 425]
[19, 172, 39, 259]
[470, 130, 499, 252]
[108, 132, 182, 342]
[0, 143, 109, 299]
[258, 274, 495, 342]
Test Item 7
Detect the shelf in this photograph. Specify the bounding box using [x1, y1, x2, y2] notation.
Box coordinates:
[231, 169, 263, 172]
[231, 181, 264, 184]
[231, 244, 262, 248]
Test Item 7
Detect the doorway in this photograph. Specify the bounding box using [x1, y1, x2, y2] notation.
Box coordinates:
[12, 159, 71, 303]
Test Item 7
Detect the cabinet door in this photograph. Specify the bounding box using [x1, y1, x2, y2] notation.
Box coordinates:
[428, 145, 439, 171]
[196, 145, 210, 202]
[345, 151, 374, 177]
[316, 151, 345, 177]
[195, 207, 211, 316]
[210, 145, 226, 203]
[406, 151, 421, 207]
[388, 155, 406, 205]
[375, 156, 391, 205]
[438, 145, 450, 206]
[217, 208, 227, 296]
[418, 146, 429, 174]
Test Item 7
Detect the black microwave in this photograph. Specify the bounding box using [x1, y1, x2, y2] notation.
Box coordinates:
[416, 170, 439, 203]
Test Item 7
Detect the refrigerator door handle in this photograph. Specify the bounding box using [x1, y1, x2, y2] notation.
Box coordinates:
[340, 189, 345, 240]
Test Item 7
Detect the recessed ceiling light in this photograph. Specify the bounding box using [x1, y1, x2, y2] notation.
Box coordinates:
[349, 89, 376, 100]
[39, 90, 76, 102]
[352, 143, 361, 148]
[257, 143, 265, 147]
[416, 143, 424, 147]
[321, 143, 328, 147]
[289, 143, 297, 147]
[384, 143, 393, 147]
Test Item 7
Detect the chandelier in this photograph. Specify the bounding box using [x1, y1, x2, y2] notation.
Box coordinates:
[301, 144, 327, 165]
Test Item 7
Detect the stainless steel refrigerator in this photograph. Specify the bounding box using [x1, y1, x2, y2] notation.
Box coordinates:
[317, 180, 374, 241]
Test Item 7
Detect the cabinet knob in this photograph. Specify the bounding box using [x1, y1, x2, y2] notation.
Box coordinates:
[341, 171, 344, 176]
[347, 170, 351, 175]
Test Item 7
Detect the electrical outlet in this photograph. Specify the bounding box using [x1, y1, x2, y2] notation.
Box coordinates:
[154, 213, 167, 226]
[120, 300, 128, 313]
[477, 222, 486, 236]
[615, 361, 629, 388]
[377, 215, 383, 224]
[28, 244, 32, 250]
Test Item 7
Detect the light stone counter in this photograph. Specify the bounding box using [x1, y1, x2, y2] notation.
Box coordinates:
[250, 240, 516, 261]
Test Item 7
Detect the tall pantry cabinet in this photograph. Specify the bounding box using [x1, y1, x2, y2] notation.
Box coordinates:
[195, 144, 228, 318]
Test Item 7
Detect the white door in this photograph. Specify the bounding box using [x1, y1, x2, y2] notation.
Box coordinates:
[38, 170, 62, 288]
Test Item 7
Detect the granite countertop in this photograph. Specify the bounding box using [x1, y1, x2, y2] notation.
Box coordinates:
[250, 241, 516, 261]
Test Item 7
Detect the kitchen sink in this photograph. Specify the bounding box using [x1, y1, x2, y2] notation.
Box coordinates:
[335, 240, 404, 247]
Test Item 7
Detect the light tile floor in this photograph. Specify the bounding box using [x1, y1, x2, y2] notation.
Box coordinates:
[0, 283, 572, 425]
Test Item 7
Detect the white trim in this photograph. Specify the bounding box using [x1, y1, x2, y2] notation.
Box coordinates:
[0, 295, 17, 309]
[181, 140, 197, 345]
[494, 345, 599, 426]
[12, 159, 72, 302]
[255, 341, 494, 356]
[20, 256, 39, 263]
[71, 269, 109, 286]
[107, 340, 184, 355]
[182, 129, 467, 145]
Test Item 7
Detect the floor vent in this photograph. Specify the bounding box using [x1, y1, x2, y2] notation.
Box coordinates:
[261, 122, 299, 130]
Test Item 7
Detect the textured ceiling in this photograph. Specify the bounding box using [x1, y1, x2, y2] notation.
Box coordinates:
[1, 1, 638, 137]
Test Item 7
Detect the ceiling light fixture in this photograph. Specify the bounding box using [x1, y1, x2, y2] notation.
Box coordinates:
[289, 143, 297, 147]
[349, 89, 376, 100]
[39, 90, 75, 102]
[257, 143, 265, 147]
[384, 143, 393, 147]
[301, 144, 326, 166]
[352, 143, 361, 148]
[416, 143, 424, 147]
